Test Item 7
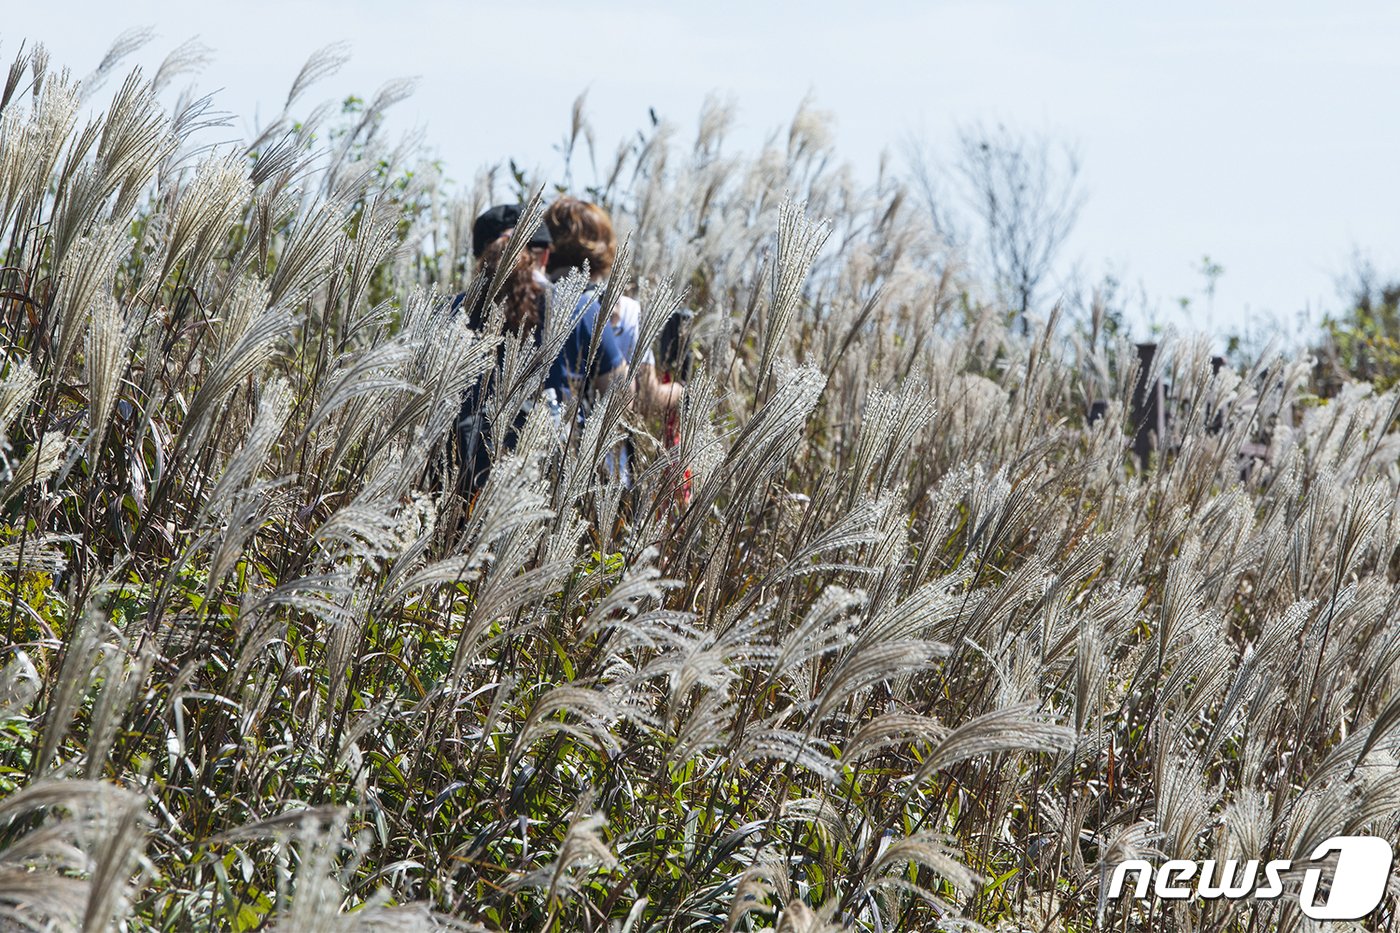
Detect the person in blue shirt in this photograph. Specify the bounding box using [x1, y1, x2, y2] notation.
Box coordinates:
[543, 280, 628, 404]
[545, 198, 689, 484]
[544, 198, 680, 413]
[541, 199, 631, 406]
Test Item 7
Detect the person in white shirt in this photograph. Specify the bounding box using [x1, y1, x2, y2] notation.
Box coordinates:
[544, 198, 686, 484]
[544, 198, 683, 416]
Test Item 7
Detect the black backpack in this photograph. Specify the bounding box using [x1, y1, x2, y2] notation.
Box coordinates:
[453, 290, 547, 495]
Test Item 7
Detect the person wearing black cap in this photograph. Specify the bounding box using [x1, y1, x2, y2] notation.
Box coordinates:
[444, 204, 551, 497]
[471, 202, 552, 262]
[450, 203, 551, 328]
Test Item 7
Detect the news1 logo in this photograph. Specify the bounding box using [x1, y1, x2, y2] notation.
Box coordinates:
[1107, 835, 1394, 920]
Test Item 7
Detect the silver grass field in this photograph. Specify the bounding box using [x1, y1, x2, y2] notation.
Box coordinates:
[0, 33, 1397, 933]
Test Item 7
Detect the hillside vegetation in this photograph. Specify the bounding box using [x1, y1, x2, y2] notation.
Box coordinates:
[0, 37, 1398, 932]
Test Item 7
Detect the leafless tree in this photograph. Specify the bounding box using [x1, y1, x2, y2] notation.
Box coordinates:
[908, 122, 1084, 329]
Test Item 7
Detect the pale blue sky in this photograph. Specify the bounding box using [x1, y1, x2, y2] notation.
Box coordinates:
[7, 1, 1400, 343]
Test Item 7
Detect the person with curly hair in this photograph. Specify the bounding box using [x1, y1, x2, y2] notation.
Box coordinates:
[544, 198, 683, 415]
[451, 209, 555, 493]
[538, 198, 631, 406]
